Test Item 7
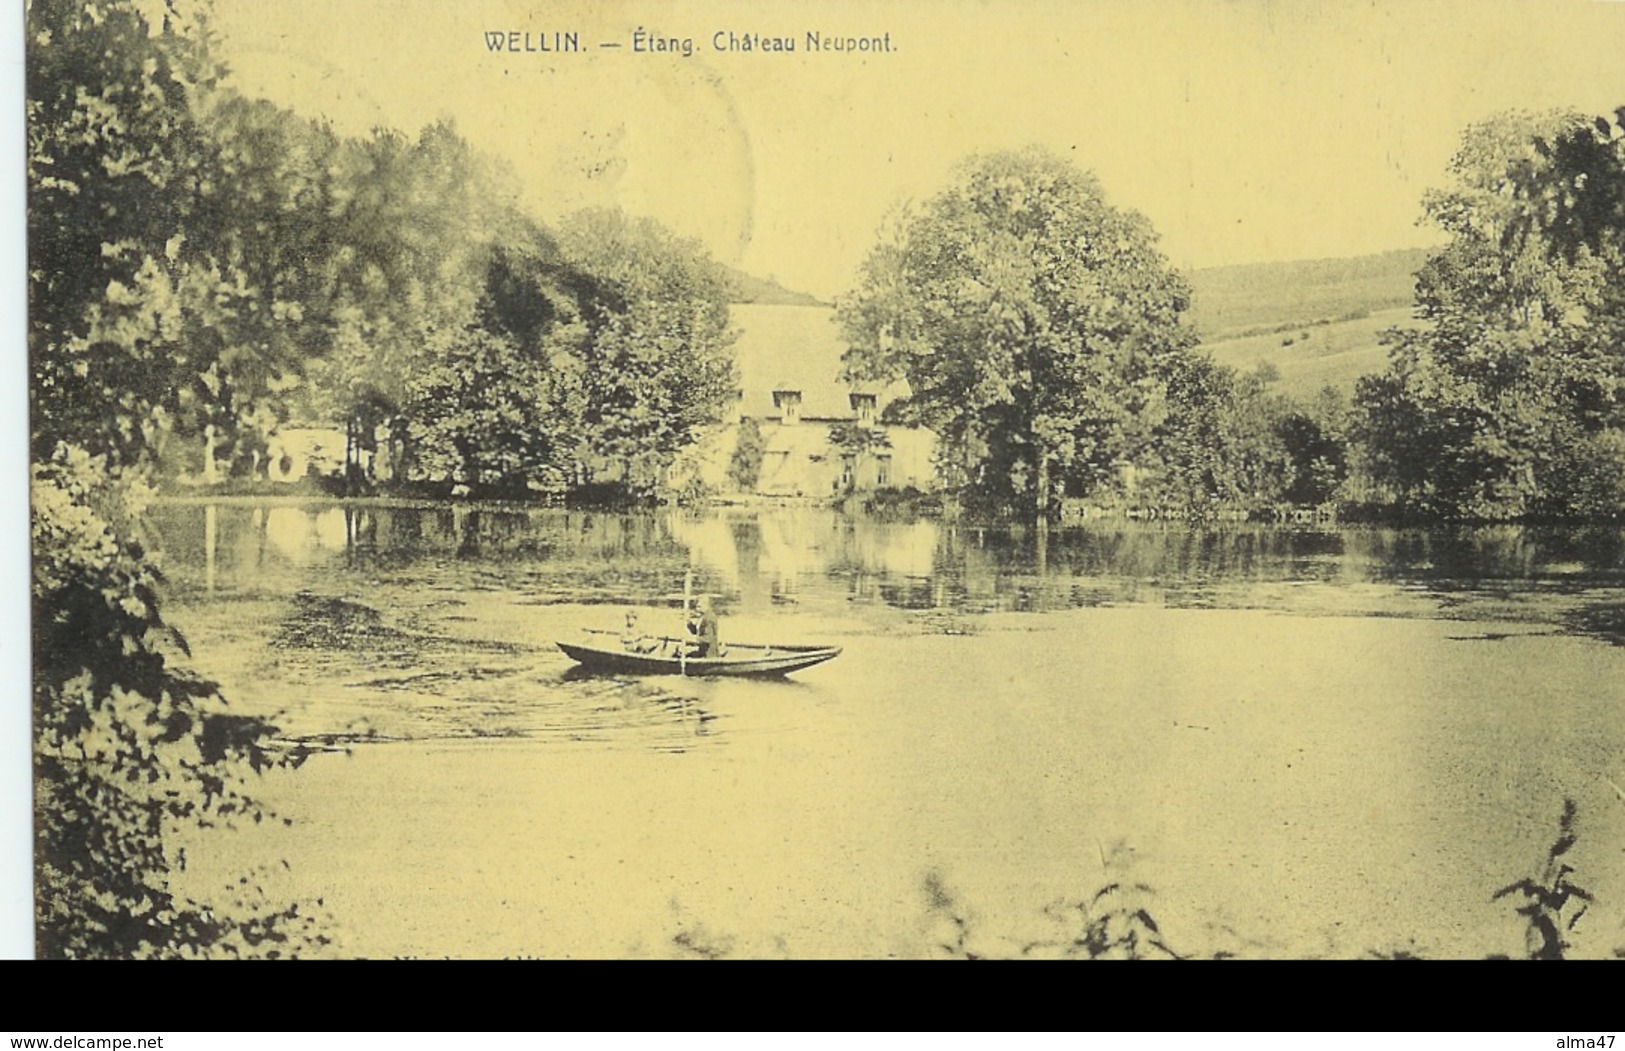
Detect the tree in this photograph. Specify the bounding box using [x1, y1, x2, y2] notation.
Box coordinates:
[727, 417, 766, 492]
[175, 95, 352, 479]
[28, 0, 329, 955]
[33, 449, 329, 957]
[304, 122, 552, 491]
[382, 222, 587, 494]
[1148, 357, 1297, 510]
[1277, 386, 1351, 506]
[403, 323, 567, 497]
[29, 0, 351, 479]
[1357, 108, 1625, 518]
[837, 148, 1198, 516]
[28, 0, 226, 465]
[553, 209, 739, 497]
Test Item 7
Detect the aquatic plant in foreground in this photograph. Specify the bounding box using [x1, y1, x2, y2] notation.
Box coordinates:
[1491, 798, 1595, 960]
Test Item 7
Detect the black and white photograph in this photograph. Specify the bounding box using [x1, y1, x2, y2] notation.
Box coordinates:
[20, 0, 1625, 959]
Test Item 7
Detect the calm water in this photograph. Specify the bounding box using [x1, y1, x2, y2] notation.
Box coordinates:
[145, 499, 1625, 958]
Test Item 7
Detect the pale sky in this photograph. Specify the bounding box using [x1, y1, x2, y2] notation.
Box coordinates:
[175, 1, 1625, 298]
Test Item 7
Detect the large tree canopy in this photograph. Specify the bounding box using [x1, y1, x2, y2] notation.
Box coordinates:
[837, 147, 1198, 514]
[553, 208, 738, 494]
[28, 0, 336, 956]
[28, 0, 228, 464]
[28, 0, 372, 473]
[1357, 108, 1625, 519]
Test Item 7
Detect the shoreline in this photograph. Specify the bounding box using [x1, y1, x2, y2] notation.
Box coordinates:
[146, 489, 1625, 530]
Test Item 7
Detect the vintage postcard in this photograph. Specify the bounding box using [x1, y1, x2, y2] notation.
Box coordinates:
[19, 0, 1625, 959]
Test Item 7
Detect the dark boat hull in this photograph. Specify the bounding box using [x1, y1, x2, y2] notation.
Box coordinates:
[556, 639, 842, 677]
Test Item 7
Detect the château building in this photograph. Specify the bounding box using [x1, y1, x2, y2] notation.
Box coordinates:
[684, 303, 937, 497]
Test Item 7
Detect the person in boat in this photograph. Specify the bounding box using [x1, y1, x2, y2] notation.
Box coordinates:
[685, 595, 721, 658]
[621, 610, 658, 654]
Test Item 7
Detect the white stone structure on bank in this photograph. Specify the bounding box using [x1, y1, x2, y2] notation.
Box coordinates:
[264, 427, 349, 484]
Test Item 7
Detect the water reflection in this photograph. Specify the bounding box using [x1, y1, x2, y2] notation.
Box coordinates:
[264, 506, 351, 563]
[1365, 526, 1625, 586]
[149, 501, 1625, 637]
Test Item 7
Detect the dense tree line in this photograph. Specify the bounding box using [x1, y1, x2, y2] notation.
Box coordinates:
[836, 147, 1352, 517]
[29, 0, 737, 497]
[1356, 108, 1625, 519]
[839, 117, 1625, 522]
[27, 0, 736, 955]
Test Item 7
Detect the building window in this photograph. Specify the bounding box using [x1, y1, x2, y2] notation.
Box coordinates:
[850, 392, 877, 427]
[876, 454, 892, 488]
[772, 389, 802, 425]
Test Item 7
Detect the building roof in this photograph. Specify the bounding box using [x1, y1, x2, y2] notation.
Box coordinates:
[730, 303, 907, 421]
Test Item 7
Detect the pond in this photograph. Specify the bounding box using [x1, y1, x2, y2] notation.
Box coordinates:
[144, 499, 1625, 958]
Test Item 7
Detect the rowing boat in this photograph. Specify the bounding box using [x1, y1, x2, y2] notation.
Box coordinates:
[556, 633, 842, 677]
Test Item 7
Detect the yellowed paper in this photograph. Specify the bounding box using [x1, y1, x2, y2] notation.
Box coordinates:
[23, 0, 1625, 959]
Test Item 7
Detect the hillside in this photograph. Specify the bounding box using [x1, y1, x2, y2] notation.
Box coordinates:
[1203, 307, 1426, 401]
[1188, 248, 1435, 400]
[1185, 247, 1431, 340]
[724, 266, 826, 306]
[721, 249, 1435, 400]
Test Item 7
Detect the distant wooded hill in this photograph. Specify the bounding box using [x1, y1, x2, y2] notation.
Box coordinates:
[1185, 247, 1432, 339]
[724, 246, 1437, 400]
[729, 246, 1433, 322]
[1189, 247, 1436, 400]
[725, 266, 827, 306]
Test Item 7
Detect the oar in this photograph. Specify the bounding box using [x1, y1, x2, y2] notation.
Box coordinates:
[582, 627, 777, 652]
[680, 567, 693, 676]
